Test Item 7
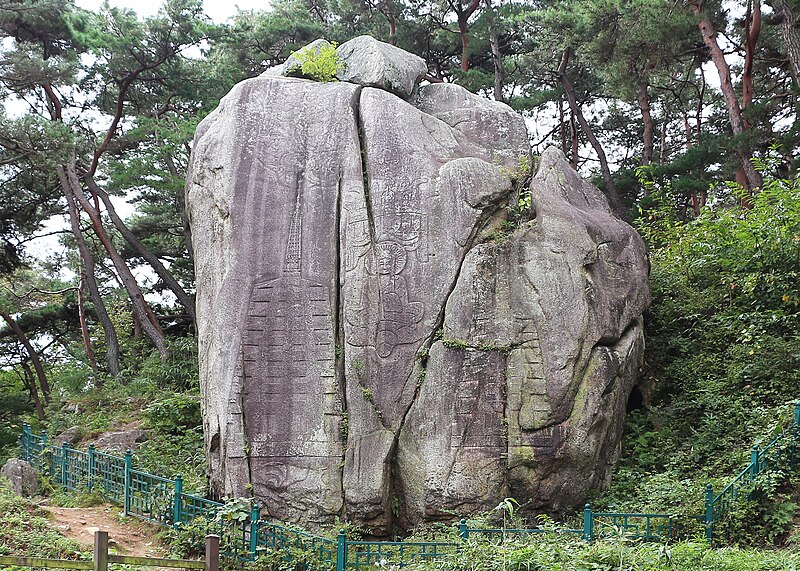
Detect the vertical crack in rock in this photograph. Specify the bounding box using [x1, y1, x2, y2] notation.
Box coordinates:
[350, 87, 394, 438]
[352, 87, 376, 244]
[334, 169, 348, 517]
[239, 351, 253, 497]
[391, 202, 507, 521]
[397, 203, 505, 429]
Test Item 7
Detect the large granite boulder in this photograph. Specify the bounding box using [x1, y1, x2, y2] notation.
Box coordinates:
[187, 36, 650, 534]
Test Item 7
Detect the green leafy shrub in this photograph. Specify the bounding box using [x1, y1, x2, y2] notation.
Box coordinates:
[167, 499, 253, 562]
[143, 392, 202, 435]
[287, 42, 342, 82]
[134, 427, 205, 493]
[126, 337, 199, 391]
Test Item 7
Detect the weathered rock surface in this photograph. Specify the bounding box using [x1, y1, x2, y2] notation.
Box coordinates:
[1, 458, 38, 496]
[187, 37, 650, 533]
[335, 35, 427, 100]
[93, 429, 149, 452]
[397, 147, 649, 520]
[54, 426, 83, 446]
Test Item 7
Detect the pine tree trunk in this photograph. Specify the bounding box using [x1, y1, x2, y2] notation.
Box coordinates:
[85, 176, 196, 327]
[559, 96, 568, 155]
[570, 108, 579, 169]
[20, 361, 45, 421]
[742, 0, 761, 116]
[458, 17, 470, 71]
[168, 152, 195, 270]
[683, 111, 693, 150]
[638, 80, 654, 165]
[558, 48, 624, 216]
[484, 0, 505, 102]
[692, 4, 762, 189]
[58, 166, 121, 375]
[77, 272, 99, 373]
[1, 310, 51, 404]
[454, 0, 481, 72]
[659, 102, 669, 164]
[387, 12, 396, 45]
[64, 165, 170, 360]
[771, 0, 800, 86]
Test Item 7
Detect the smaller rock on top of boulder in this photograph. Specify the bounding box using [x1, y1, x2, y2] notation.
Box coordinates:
[335, 35, 427, 99]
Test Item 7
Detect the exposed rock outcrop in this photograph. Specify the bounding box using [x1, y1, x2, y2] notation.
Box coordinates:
[1, 458, 38, 496]
[54, 426, 83, 446]
[93, 429, 149, 452]
[187, 37, 650, 534]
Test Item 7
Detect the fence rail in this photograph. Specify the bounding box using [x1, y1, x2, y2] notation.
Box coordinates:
[17, 401, 800, 568]
[0, 531, 217, 571]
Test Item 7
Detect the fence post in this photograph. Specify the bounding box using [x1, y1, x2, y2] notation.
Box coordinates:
[61, 441, 69, 489]
[173, 474, 183, 527]
[336, 529, 346, 571]
[93, 530, 109, 571]
[750, 445, 760, 480]
[88, 444, 95, 492]
[458, 518, 468, 541]
[123, 448, 132, 517]
[40, 430, 48, 476]
[17, 426, 23, 461]
[582, 504, 593, 542]
[206, 535, 220, 571]
[249, 502, 261, 560]
[23, 424, 31, 461]
[704, 483, 714, 544]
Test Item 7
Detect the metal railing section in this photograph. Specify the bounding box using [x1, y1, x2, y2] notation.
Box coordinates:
[16, 401, 800, 566]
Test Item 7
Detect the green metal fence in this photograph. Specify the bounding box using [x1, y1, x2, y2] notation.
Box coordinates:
[704, 403, 800, 542]
[17, 401, 800, 568]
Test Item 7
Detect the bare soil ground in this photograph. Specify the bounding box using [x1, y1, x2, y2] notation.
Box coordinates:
[44, 504, 167, 558]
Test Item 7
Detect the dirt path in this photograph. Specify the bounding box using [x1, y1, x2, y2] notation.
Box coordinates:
[44, 504, 167, 558]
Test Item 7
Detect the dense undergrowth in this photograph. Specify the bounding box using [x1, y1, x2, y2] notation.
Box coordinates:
[0, 484, 87, 558]
[398, 538, 800, 571]
[1, 337, 207, 494]
[597, 157, 800, 545]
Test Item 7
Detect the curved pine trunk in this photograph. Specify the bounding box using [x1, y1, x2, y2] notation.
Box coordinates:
[1, 310, 51, 405]
[64, 164, 170, 360]
[85, 176, 196, 327]
[692, 4, 762, 190]
[58, 167, 121, 376]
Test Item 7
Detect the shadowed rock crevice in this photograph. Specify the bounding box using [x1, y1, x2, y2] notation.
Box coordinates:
[334, 169, 348, 517]
[187, 36, 650, 534]
[239, 357, 253, 497]
[350, 86, 376, 245]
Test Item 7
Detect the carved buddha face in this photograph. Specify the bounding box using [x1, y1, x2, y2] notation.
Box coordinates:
[369, 241, 407, 275]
